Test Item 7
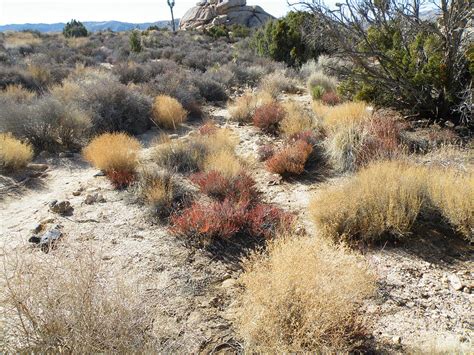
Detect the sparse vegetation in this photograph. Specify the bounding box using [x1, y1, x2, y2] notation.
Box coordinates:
[0, 133, 33, 172]
[266, 140, 313, 176]
[83, 133, 141, 188]
[252, 102, 286, 134]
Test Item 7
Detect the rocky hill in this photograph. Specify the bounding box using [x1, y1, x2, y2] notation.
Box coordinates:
[179, 0, 274, 30]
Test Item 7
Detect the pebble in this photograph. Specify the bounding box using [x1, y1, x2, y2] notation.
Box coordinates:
[84, 193, 106, 205]
[49, 200, 73, 215]
[447, 274, 463, 291]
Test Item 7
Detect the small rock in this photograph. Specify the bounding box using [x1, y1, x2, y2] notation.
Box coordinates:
[94, 171, 106, 177]
[29, 226, 63, 252]
[222, 278, 237, 289]
[49, 200, 73, 215]
[27, 163, 49, 171]
[447, 274, 463, 291]
[72, 190, 82, 196]
[84, 193, 106, 205]
[168, 134, 179, 140]
[462, 286, 471, 294]
[59, 152, 74, 158]
[444, 120, 455, 128]
[392, 336, 401, 344]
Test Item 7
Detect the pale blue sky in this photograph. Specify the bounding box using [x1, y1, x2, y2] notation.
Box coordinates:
[0, 0, 295, 25]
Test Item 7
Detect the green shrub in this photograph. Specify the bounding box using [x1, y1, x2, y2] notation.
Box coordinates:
[63, 19, 88, 38]
[250, 11, 329, 67]
[129, 30, 142, 53]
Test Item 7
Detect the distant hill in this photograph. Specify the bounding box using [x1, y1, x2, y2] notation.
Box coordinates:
[0, 20, 179, 33]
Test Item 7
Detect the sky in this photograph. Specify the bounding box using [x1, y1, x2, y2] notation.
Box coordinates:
[0, 0, 294, 25]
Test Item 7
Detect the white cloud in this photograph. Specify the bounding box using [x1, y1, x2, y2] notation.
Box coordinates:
[0, 0, 293, 25]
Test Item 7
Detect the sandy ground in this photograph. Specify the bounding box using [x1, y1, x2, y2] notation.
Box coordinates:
[1, 94, 472, 353]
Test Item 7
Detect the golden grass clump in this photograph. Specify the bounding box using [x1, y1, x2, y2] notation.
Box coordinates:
[280, 100, 315, 137]
[204, 149, 242, 178]
[4, 31, 42, 49]
[259, 71, 299, 98]
[235, 232, 375, 352]
[1, 245, 154, 353]
[83, 133, 141, 188]
[2, 84, 36, 102]
[228, 91, 273, 123]
[152, 95, 188, 129]
[313, 101, 370, 130]
[310, 160, 474, 243]
[429, 169, 474, 240]
[0, 133, 34, 172]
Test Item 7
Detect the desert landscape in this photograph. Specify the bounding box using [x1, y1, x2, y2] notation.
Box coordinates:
[0, 0, 472, 353]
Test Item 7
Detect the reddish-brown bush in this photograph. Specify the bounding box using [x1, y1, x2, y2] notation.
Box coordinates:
[252, 102, 286, 134]
[289, 130, 318, 145]
[257, 144, 275, 162]
[247, 204, 294, 239]
[199, 121, 218, 135]
[321, 91, 341, 106]
[266, 140, 313, 176]
[107, 170, 136, 189]
[191, 171, 258, 202]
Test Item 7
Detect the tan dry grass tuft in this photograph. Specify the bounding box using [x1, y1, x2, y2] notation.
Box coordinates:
[310, 160, 474, 243]
[0, 133, 34, 172]
[259, 71, 299, 98]
[228, 91, 273, 123]
[4, 32, 42, 49]
[2, 84, 36, 102]
[1, 244, 154, 353]
[204, 149, 242, 178]
[152, 95, 188, 130]
[313, 101, 370, 130]
[280, 100, 315, 137]
[82, 132, 141, 173]
[235, 232, 375, 352]
[307, 71, 337, 94]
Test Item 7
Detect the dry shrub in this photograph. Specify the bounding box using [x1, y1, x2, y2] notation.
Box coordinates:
[313, 101, 370, 130]
[2, 84, 36, 102]
[152, 95, 188, 130]
[252, 102, 286, 134]
[310, 160, 474, 243]
[235, 233, 375, 352]
[280, 100, 315, 137]
[83, 133, 141, 188]
[191, 171, 259, 202]
[4, 31, 42, 49]
[259, 71, 299, 98]
[0, 133, 33, 172]
[170, 199, 293, 248]
[266, 140, 313, 176]
[228, 91, 273, 123]
[307, 71, 338, 93]
[1, 245, 154, 353]
[204, 149, 242, 178]
[321, 91, 341, 106]
[257, 144, 275, 162]
[429, 169, 474, 240]
[134, 167, 191, 219]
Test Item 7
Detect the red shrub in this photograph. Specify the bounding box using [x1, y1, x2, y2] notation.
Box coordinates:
[357, 115, 406, 167]
[190, 171, 259, 202]
[257, 144, 275, 162]
[106, 170, 136, 189]
[321, 91, 341, 106]
[266, 140, 313, 176]
[290, 130, 318, 145]
[199, 121, 218, 135]
[252, 102, 286, 134]
[170, 199, 249, 246]
[247, 203, 294, 239]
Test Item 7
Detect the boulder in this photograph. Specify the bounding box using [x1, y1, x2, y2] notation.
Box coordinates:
[179, 0, 274, 30]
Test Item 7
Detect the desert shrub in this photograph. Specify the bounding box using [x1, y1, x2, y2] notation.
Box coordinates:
[266, 140, 313, 176]
[235, 233, 375, 352]
[83, 133, 141, 188]
[113, 62, 148, 84]
[228, 91, 273, 123]
[193, 73, 228, 102]
[280, 101, 314, 137]
[250, 11, 329, 67]
[259, 71, 299, 98]
[153, 139, 208, 173]
[0, 95, 91, 152]
[313, 101, 370, 130]
[171, 199, 293, 248]
[191, 171, 259, 203]
[321, 91, 341, 106]
[257, 144, 275, 161]
[310, 85, 325, 100]
[429, 170, 474, 241]
[307, 71, 337, 97]
[0, 67, 40, 91]
[1, 246, 154, 353]
[134, 167, 191, 219]
[152, 95, 188, 130]
[77, 77, 152, 135]
[63, 19, 88, 38]
[204, 149, 242, 178]
[0, 133, 33, 172]
[1, 84, 36, 102]
[253, 102, 286, 134]
[129, 30, 142, 53]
